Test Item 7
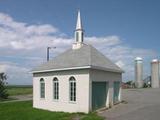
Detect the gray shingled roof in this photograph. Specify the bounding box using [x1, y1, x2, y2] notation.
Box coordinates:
[32, 44, 123, 73]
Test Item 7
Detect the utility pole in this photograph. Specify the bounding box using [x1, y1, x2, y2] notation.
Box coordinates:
[47, 47, 56, 61]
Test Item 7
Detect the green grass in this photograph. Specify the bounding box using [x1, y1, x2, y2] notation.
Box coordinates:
[6, 85, 32, 96]
[82, 113, 104, 120]
[0, 101, 104, 120]
[0, 97, 16, 102]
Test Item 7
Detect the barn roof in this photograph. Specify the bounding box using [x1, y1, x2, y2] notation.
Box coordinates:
[32, 44, 124, 73]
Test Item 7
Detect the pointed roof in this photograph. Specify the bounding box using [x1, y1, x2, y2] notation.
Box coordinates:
[32, 44, 124, 73]
[76, 10, 83, 30]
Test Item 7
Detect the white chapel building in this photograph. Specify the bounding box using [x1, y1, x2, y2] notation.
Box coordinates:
[32, 11, 123, 113]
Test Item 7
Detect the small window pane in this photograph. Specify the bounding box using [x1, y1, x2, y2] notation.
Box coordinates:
[53, 78, 59, 100]
[69, 77, 76, 102]
[40, 79, 45, 98]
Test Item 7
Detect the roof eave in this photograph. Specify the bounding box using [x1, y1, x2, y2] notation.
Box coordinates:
[31, 66, 91, 73]
[90, 65, 124, 73]
[31, 65, 124, 74]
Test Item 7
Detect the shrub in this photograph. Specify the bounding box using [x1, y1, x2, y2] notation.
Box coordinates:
[0, 73, 9, 99]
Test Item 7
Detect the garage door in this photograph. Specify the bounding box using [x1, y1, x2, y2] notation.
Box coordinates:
[92, 82, 108, 110]
[113, 81, 120, 103]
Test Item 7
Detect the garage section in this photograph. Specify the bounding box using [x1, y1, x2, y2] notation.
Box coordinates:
[92, 82, 108, 110]
[113, 81, 120, 103]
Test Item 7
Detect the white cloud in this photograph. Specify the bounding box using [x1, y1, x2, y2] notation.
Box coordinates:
[0, 12, 158, 84]
[0, 64, 8, 73]
[0, 62, 31, 85]
[116, 60, 125, 68]
[0, 12, 58, 50]
[86, 36, 121, 46]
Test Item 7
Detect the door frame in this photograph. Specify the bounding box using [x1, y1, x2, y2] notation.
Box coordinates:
[91, 81, 109, 110]
[113, 81, 121, 104]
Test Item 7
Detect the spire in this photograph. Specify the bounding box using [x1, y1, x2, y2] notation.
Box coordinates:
[73, 10, 84, 49]
[76, 10, 83, 30]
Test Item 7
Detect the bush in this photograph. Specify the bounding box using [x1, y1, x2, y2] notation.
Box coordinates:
[0, 73, 9, 99]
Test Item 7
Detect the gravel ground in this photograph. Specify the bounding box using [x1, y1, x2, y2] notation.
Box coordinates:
[99, 88, 160, 120]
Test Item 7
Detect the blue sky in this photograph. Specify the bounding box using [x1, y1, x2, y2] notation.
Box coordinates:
[0, 0, 159, 84]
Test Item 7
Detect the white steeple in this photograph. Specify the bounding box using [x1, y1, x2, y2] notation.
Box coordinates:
[72, 10, 84, 49]
[76, 10, 83, 30]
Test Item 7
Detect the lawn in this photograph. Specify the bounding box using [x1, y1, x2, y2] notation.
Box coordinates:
[6, 85, 33, 96]
[0, 101, 104, 120]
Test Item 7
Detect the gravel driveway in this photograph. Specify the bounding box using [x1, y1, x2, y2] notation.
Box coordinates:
[99, 88, 160, 120]
[2, 94, 33, 103]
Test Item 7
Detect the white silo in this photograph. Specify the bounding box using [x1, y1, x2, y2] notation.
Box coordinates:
[159, 60, 160, 87]
[135, 57, 144, 88]
[151, 59, 159, 88]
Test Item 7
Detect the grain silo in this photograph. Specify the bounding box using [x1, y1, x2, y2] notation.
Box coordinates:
[135, 57, 144, 88]
[151, 59, 159, 88]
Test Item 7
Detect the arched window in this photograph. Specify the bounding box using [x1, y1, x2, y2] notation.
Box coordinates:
[40, 78, 45, 98]
[69, 77, 76, 102]
[53, 77, 59, 100]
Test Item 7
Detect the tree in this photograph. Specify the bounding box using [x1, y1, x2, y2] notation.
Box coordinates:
[125, 81, 133, 85]
[0, 72, 8, 99]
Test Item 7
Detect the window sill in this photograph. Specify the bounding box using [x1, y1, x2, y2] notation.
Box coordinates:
[53, 99, 59, 102]
[40, 98, 45, 100]
[69, 101, 76, 104]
